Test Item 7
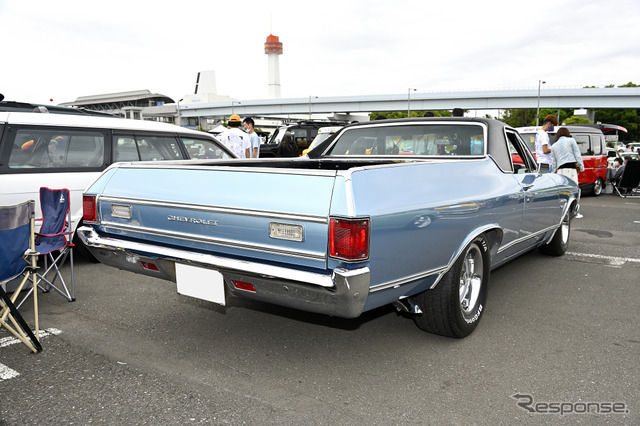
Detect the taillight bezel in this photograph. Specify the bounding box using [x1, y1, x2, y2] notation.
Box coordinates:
[329, 217, 370, 262]
[82, 194, 98, 224]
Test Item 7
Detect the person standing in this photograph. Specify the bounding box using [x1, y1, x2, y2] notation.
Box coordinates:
[218, 114, 250, 158]
[242, 117, 261, 158]
[551, 127, 584, 184]
[535, 114, 557, 171]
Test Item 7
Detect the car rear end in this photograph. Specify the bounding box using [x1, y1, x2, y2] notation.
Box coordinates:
[78, 161, 371, 318]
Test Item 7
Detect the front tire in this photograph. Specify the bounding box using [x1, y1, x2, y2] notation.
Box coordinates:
[412, 236, 490, 338]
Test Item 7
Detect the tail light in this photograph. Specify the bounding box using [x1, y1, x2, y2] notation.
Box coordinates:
[82, 195, 97, 223]
[329, 217, 370, 261]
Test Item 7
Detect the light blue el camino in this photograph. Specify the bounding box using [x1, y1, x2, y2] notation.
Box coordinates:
[78, 117, 580, 338]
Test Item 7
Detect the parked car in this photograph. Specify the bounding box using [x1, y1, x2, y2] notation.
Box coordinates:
[301, 126, 342, 156]
[78, 117, 580, 338]
[0, 108, 235, 258]
[259, 120, 346, 157]
[628, 142, 640, 153]
[516, 125, 608, 195]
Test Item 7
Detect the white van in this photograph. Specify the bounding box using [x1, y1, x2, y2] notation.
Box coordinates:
[0, 109, 235, 257]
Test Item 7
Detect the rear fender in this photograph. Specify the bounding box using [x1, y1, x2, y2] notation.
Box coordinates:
[430, 224, 502, 290]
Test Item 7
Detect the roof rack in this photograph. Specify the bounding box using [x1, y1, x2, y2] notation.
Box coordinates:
[0, 100, 117, 118]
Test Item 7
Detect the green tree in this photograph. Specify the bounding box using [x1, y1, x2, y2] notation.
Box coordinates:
[370, 110, 452, 120]
[563, 116, 592, 124]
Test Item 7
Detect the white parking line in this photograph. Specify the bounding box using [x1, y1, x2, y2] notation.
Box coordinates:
[0, 328, 62, 382]
[566, 252, 640, 266]
[0, 328, 62, 349]
[0, 363, 20, 380]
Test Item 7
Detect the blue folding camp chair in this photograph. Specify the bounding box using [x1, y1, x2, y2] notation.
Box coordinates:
[0, 200, 42, 353]
[16, 187, 75, 308]
[34, 187, 75, 302]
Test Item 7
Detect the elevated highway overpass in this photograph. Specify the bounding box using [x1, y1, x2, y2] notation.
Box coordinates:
[179, 87, 640, 119]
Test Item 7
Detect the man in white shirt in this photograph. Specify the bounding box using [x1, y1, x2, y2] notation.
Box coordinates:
[218, 114, 250, 158]
[535, 114, 557, 171]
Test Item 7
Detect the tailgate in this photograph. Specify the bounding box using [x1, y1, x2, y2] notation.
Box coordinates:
[92, 165, 338, 269]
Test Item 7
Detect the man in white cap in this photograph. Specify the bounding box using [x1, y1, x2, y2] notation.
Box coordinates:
[218, 114, 250, 158]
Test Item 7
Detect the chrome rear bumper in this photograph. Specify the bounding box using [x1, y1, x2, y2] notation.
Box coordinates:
[77, 226, 370, 318]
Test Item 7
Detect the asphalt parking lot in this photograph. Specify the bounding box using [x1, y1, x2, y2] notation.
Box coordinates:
[1, 193, 639, 425]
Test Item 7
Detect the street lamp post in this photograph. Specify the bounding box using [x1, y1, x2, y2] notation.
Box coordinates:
[309, 96, 318, 120]
[408, 88, 417, 117]
[535, 80, 546, 126]
[177, 98, 183, 127]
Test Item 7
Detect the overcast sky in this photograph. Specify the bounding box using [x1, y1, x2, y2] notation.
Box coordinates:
[2, 0, 639, 106]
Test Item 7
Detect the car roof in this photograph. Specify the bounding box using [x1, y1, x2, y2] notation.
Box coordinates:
[0, 111, 211, 138]
[0, 100, 115, 117]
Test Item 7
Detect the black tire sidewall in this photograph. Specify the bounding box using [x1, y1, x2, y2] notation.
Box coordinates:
[449, 236, 490, 337]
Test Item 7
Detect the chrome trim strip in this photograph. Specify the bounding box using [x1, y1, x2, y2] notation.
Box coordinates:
[119, 161, 340, 177]
[99, 196, 329, 224]
[100, 221, 327, 262]
[497, 224, 557, 254]
[369, 266, 447, 293]
[343, 173, 356, 217]
[78, 226, 350, 288]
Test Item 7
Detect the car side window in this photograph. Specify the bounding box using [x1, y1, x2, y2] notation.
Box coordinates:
[113, 136, 139, 161]
[574, 134, 590, 155]
[7, 128, 105, 170]
[113, 134, 184, 162]
[506, 130, 537, 173]
[290, 128, 309, 147]
[136, 136, 182, 161]
[181, 137, 232, 159]
[591, 135, 603, 155]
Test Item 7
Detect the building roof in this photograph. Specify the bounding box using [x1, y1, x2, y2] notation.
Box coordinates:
[60, 90, 174, 106]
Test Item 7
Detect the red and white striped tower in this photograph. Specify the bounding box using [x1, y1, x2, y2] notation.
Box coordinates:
[264, 34, 283, 98]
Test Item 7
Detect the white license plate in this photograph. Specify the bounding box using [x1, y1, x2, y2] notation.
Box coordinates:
[175, 263, 225, 305]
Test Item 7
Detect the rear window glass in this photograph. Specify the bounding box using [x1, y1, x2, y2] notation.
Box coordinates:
[325, 124, 485, 156]
[8, 128, 105, 169]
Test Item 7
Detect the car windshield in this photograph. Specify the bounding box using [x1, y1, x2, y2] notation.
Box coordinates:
[325, 124, 485, 157]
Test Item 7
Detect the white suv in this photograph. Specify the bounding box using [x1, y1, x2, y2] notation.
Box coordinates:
[0, 108, 235, 257]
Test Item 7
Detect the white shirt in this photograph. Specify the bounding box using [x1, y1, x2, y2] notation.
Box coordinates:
[248, 132, 261, 157]
[218, 127, 250, 158]
[535, 128, 552, 166]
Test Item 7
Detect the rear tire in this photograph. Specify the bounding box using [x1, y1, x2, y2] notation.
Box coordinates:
[412, 236, 490, 338]
[591, 177, 603, 196]
[539, 212, 570, 256]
